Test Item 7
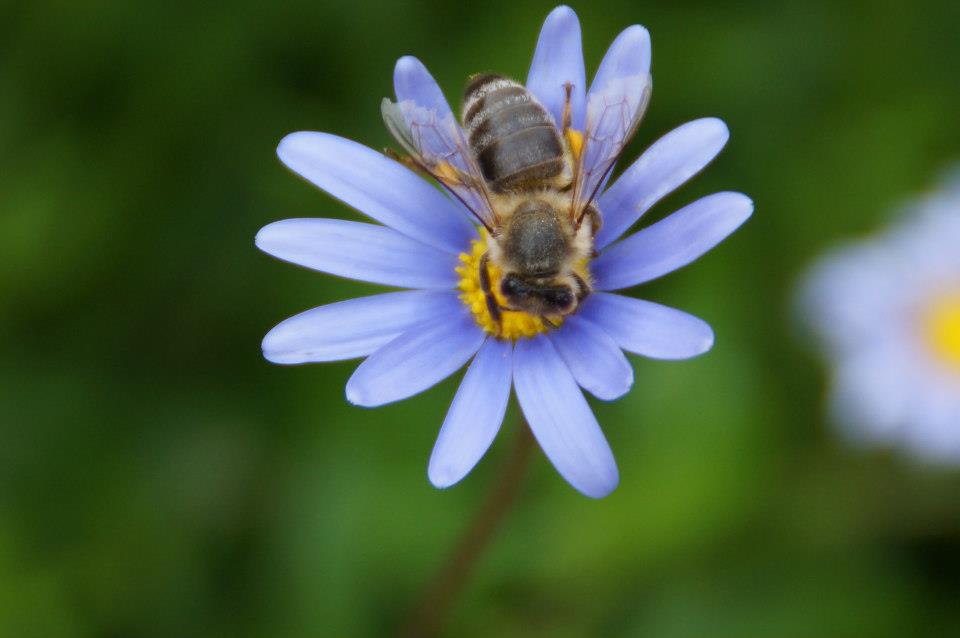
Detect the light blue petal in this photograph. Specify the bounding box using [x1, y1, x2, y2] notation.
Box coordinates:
[597, 118, 730, 250]
[513, 335, 618, 498]
[277, 131, 474, 254]
[428, 338, 513, 488]
[256, 218, 459, 289]
[394, 55, 452, 118]
[345, 310, 485, 407]
[262, 291, 462, 364]
[579, 292, 714, 360]
[581, 25, 653, 191]
[526, 6, 586, 129]
[589, 25, 651, 96]
[593, 192, 753, 290]
[549, 316, 633, 400]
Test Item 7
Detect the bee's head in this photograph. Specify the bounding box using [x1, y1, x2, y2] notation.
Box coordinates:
[500, 273, 578, 317]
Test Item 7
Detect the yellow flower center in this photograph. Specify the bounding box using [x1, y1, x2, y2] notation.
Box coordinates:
[922, 290, 960, 371]
[457, 233, 590, 341]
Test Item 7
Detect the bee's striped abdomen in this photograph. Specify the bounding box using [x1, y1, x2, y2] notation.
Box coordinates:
[462, 74, 564, 193]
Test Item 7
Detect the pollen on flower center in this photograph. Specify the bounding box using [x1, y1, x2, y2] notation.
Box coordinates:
[922, 290, 960, 370]
[456, 234, 560, 340]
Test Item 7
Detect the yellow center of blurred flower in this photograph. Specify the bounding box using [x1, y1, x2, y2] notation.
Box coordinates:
[923, 291, 960, 370]
[457, 233, 591, 341]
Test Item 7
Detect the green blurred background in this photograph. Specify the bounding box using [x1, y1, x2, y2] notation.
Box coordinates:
[3, 1, 960, 636]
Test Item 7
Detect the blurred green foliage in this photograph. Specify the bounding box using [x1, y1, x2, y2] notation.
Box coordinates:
[2, 1, 960, 636]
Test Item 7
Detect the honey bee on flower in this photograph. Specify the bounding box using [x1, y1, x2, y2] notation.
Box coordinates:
[257, 6, 752, 497]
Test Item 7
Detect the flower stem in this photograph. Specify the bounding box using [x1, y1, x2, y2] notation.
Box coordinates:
[399, 416, 536, 638]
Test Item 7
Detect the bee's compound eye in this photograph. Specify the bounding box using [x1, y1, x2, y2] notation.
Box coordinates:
[545, 288, 574, 310]
[500, 275, 525, 298]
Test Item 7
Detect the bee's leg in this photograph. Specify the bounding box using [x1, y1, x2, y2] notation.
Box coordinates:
[578, 203, 604, 256]
[572, 273, 591, 303]
[560, 82, 574, 134]
[478, 253, 503, 328]
[584, 204, 603, 238]
[543, 316, 562, 329]
[577, 203, 604, 254]
[383, 148, 433, 180]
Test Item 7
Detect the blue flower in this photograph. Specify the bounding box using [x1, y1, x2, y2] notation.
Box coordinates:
[799, 169, 960, 464]
[257, 6, 752, 497]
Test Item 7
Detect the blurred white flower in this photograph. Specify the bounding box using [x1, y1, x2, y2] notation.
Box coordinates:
[800, 170, 960, 463]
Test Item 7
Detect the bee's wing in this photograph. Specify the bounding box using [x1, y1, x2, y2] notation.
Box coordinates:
[382, 98, 498, 230]
[571, 73, 652, 224]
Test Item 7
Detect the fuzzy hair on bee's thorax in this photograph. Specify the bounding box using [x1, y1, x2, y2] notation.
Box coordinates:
[487, 190, 593, 285]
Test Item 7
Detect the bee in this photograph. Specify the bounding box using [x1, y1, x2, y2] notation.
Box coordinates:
[383, 64, 651, 328]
